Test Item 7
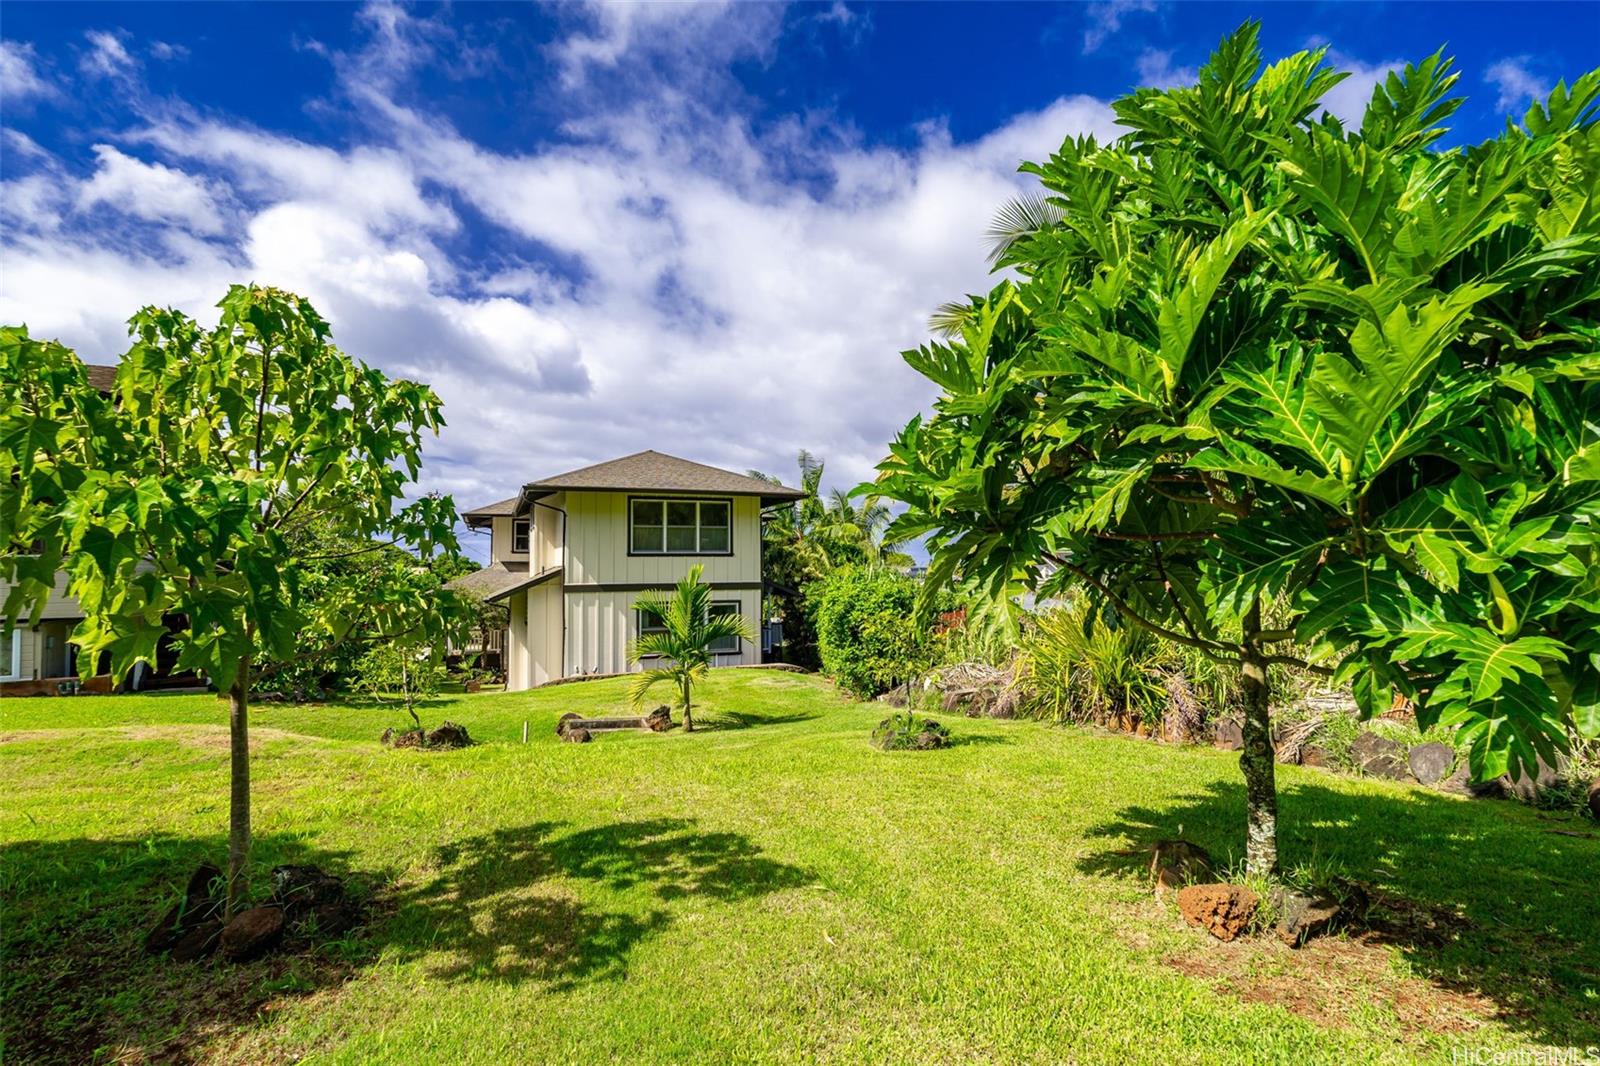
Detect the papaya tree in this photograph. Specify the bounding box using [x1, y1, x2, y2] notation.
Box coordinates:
[867, 25, 1600, 875]
[1, 286, 470, 910]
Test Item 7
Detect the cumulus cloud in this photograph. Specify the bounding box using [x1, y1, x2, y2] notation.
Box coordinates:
[1, 2, 1116, 559]
[78, 145, 227, 234]
[0, 40, 55, 103]
[1314, 45, 1404, 127]
[1485, 56, 1549, 113]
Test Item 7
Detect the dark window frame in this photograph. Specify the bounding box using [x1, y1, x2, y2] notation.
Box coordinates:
[627, 496, 734, 556]
[511, 517, 531, 555]
[708, 600, 742, 654]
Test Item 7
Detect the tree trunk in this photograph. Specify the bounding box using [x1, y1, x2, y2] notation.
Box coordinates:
[682, 677, 694, 733]
[1239, 600, 1278, 877]
[227, 665, 253, 915]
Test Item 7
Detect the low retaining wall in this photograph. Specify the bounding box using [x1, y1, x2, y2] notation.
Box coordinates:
[0, 675, 115, 698]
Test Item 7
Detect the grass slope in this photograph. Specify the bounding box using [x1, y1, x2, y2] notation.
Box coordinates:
[2, 670, 1596, 1064]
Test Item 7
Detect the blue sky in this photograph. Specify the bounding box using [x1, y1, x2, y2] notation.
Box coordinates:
[3, 2, 1596, 559]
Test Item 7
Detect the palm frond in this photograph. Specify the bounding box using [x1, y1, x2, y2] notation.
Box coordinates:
[985, 194, 1064, 264]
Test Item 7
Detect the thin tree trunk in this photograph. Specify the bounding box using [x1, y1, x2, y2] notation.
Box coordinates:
[1238, 599, 1278, 877]
[682, 676, 694, 733]
[227, 662, 252, 915]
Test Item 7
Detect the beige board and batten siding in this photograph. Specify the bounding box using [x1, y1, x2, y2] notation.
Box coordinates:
[559, 490, 762, 677]
[487, 493, 564, 571]
[564, 588, 760, 677]
[0, 569, 85, 681]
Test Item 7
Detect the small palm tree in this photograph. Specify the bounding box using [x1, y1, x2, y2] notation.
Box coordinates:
[627, 565, 755, 732]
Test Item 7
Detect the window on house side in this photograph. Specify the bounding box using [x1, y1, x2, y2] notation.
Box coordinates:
[511, 518, 531, 554]
[709, 602, 741, 653]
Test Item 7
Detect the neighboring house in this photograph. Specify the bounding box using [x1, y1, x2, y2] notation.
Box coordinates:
[451, 450, 804, 690]
[1, 364, 190, 695]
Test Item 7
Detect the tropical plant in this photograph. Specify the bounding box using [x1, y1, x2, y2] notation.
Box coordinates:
[1016, 600, 1169, 724]
[627, 564, 755, 732]
[865, 25, 1600, 874]
[1, 286, 470, 910]
[807, 564, 943, 698]
[355, 632, 448, 733]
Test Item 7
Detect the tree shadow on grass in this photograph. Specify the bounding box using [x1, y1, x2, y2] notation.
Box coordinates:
[698, 709, 820, 731]
[1, 819, 812, 1062]
[1075, 778, 1600, 1047]
[397, 819, 813, 988]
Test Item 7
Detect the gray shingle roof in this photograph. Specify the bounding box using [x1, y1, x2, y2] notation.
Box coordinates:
[524, 450, 804, 500]
[85, 364, 118, 393]
[447, 561, 561, 602]
[460, 450, 804, 521]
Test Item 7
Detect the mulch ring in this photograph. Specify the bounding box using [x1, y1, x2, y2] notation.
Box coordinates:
[380, 721, 471, 749]
[1164, 887, 1496, 1039]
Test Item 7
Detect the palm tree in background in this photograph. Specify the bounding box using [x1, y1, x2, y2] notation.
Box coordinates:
[750, 451, 909, 570]
[628, 565, 755, 732]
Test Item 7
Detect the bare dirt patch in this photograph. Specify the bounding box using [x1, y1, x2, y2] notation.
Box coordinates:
[1165, 933, 1495, 1038]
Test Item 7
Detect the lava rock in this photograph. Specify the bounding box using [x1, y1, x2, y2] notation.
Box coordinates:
[219, 906, 285, 962]
[425, 721, 471, 749]
[645, 706, 673, 732]
[1440, 764, 1506, 798]
[1504, 753, 1565, 803]
[271, 864, 344, 915]
[169, 919, 224, 962]
[1351, 732, 1407, 779]
[1212, 718, 1243, 751]
[556, 713, 583, 737]
[1589, 779, 1600, 821]
[290, 900, 363, 940]
[145, 862, 223, 954]
[562, 727, 592, 743]
[1273, 888, 1342, 947]
[1299, 745, 1330, 768]
[1177, 884, 1258, 942]
[1149, 840, 1213, 892]
[1407, 742, 1454, 786]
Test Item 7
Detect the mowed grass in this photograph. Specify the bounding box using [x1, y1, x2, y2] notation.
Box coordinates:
[2, 670, 1597, 1065]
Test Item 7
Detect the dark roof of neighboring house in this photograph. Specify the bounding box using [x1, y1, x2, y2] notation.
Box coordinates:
[85, 364, 118, 393]
[447, 561, 562, 602]
[462, 450, 804, 526]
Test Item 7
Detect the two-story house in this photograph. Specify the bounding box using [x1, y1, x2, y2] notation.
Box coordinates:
[451, 450, 803, 690]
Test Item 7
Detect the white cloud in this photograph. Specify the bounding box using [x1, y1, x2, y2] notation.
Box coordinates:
[1135, 48, 1195, 90]
[149, 41, 189, 62]
[78, 145, 227, 235]
[1, 2, 1117, 561]
[80, 30, 136, 79]
[0, 40, 55, 103]
[1082, 0, 1155, 54]
[1485, 56, 1549, 113]
[1316, 47, 1404, 128]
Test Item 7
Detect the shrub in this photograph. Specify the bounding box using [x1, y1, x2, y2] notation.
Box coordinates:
[807, 565, 940, 698]
[870, 713, 951, 751]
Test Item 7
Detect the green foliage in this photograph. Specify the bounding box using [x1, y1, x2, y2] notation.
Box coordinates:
[869, 711, 952, 751]
[1016, 601, 1168, 724]
[354, 639, 447, 732]
[751, 450, 912, 668]
[627, 564, 755, 731]
[2, 286, 473, 691]
[807, 565, 940, 698]
[865, 24, 1600, 787]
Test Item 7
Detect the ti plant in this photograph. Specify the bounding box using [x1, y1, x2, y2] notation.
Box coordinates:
[866, 24, 1600, 875]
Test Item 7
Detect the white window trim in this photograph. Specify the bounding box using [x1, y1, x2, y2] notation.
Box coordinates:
[0, 627, 22, 682]
[628, 497, 733, 555]
[708, 600, 742, 655]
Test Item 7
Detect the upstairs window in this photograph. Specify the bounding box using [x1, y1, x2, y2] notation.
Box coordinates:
[511, 518, 531, 554]
[630, 498, 732, 554]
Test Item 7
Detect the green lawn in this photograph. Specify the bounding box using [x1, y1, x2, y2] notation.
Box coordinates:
[2, 670, 1596, 1064]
